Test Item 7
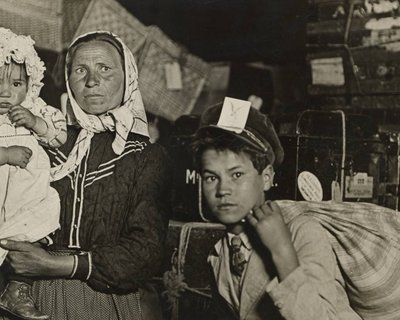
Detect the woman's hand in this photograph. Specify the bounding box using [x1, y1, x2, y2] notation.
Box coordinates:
[246, 201, 299, 280]
[0, 240, 74, 278]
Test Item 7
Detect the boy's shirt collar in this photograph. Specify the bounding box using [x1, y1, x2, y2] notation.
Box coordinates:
[227, 232, 252, 251]
[213, 231, 253, 256]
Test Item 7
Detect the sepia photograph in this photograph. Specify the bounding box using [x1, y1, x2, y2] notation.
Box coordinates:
[0, 0, 399, 319]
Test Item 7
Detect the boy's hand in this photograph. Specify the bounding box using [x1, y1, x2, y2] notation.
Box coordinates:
[247, 201, 299, 280]
[247, 201, 293, 253]
[7, 146, 32, 168]
[8, 105, 37, 129]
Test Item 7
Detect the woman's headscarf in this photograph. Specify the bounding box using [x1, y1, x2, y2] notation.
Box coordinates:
[51, 31, 149, 181]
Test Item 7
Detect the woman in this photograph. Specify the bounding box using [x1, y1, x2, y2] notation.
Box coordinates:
[0, 31, 171, 320]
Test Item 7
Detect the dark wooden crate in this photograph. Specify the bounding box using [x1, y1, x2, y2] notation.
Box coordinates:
[351, 46, 400, 94]
[308, 0, 346, 22]
[307, 19, 369, 45]
[308, 45, 400, 96]
[310, 94, 400, 109]
[351, 94, 400, 108]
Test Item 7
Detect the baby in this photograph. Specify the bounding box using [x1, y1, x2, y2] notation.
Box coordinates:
[0, 28, 66, 320]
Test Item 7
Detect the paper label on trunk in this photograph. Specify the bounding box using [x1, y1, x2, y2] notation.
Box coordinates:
[345, 172, 373, 198]
[297, 171, 323, 201]
[165, 61, 183, 90]
[310, 57, 345, 86]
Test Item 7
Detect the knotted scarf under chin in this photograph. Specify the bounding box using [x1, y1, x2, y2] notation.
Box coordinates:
[49, 111, 111, 182]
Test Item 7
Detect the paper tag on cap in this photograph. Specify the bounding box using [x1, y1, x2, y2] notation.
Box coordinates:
[216, 97, 251, 133]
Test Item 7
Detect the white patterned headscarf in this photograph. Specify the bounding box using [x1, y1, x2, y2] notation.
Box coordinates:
[51, 31, 149, 181]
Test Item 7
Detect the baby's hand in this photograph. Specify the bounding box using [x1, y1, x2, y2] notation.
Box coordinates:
[7, 146, 32, 168]
[246, 201, 293, 254]
[8, 105, 37, 129]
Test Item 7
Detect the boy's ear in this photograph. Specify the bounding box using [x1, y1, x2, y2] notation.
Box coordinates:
[262, 164, 275, 191]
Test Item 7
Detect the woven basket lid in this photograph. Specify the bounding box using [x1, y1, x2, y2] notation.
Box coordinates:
[0, 0, 91, 52]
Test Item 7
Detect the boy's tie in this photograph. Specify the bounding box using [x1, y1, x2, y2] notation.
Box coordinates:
[230, 235, 247, 276]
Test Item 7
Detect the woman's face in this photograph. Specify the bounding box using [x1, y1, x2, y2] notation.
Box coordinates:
[68, 40, 124, 115]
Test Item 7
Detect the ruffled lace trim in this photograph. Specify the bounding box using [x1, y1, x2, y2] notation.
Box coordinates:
[0, 27, 46, 100]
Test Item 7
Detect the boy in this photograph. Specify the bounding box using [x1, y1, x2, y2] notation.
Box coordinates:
[0, 28, 66, 320]
[192, 98, 361, 319]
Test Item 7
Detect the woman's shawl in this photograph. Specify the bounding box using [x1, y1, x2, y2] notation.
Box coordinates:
[51, 31, 149, 181]
[277, 200, 400, 320]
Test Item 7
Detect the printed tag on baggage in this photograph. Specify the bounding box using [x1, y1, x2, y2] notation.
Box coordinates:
[310, 57, 345, 86]
[345, 172, 373, 198]
[331, 181, 343, 202]
[165, 61, 183, 90]
[297, 171, 323, 201]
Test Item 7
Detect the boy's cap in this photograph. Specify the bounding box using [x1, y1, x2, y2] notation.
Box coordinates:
[198, 99, 284, 167]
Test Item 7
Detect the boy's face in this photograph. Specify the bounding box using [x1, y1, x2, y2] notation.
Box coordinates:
[201, 148, 270, 225]
[0, 62, 28, 115]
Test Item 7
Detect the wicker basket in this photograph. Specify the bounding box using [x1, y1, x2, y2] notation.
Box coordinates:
[0, 0, 90, 52]
[0, 0, 147, 54]
[0, 0, 62, 51]
[138, 27, 210, 121]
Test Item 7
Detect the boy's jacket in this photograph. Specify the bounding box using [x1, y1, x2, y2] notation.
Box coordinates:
[209, 235, 283, 320]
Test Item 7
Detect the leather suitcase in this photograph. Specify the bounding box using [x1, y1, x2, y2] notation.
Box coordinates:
[161, 221, 225, 320]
